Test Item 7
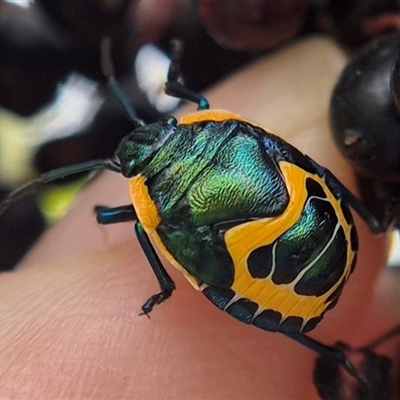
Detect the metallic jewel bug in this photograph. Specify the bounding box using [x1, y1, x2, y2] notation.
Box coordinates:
[0, 38, 390, 390]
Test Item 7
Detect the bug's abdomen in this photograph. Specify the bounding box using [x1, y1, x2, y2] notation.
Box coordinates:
[203, 161, 358, 334]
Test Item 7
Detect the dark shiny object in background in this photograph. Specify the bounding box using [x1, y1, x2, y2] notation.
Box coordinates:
[330, 33, 400, 227]
[330, 33, 400, 181]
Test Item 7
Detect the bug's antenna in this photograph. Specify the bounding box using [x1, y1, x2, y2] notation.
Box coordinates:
[165, 38, 210, 110]
[100, 36, 143, 127]
[0, 159, 120, 217]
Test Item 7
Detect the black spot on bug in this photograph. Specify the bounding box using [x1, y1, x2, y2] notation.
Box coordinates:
[303, 317, 322, 333]
[247, 245, 273, 278]
[252, 309, 282, 332]
[202, 287, 235, 311]
[306, 178, 327, 199]
[294, 226, 347, 297]
[279, 316, 304, 333]
[226, 298, 258, 324]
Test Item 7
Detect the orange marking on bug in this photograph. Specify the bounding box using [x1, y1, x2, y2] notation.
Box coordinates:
[129, 175, 161, 231]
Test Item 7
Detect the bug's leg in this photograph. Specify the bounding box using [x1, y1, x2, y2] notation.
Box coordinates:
[285, 333, 368, 389]
[134, 222, 176, 316]
[95, 204, 137, 225]
[314, 344, 392, 400]
[0, 159, 120, 216]
[314, 163, 391, 234]
[100, 37, 144, 127]
[95, 206, 175, 314]
[164, 39, 210, 110]
[313, 324, 400, 400]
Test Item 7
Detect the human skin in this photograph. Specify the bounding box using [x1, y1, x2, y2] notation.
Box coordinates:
[0, 37, 399, 399]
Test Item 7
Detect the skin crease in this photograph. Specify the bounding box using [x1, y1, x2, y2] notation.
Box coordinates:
[0, 37, 399, 399]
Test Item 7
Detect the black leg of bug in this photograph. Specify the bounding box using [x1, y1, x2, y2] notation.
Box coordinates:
[94, 204, 176, 315]
[314, 344, 392, 400]
[286, 332, 369, 389]
[313, 324, 400, 400]
[100, 37, 143, 127]
[164, 39, 210, 110]
[0, 159, 121, 217]
[312, 162, 392, 233]
[134, 223, 176, 317]
[94, 206, 176, 316]
[95, 204, 137, 225]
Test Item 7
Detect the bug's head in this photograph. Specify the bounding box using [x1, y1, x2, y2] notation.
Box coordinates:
[116, 117, 177, 177]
